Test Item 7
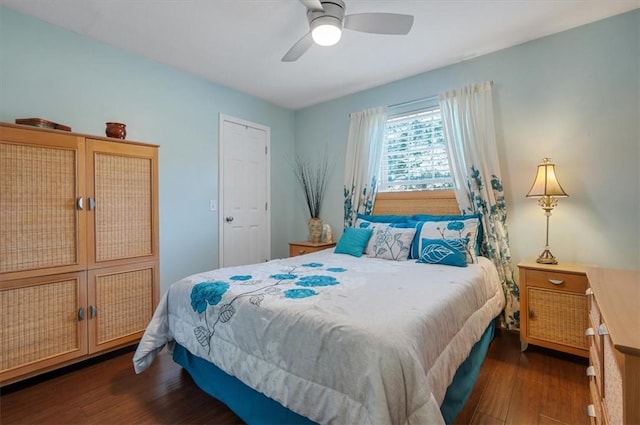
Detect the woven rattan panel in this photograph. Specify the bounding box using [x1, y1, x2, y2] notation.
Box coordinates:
[0, 143, 77, 273]
[1, 279, 79, 372]
[603, 335, 623, 425]
[95, 268, 153, 344]
[94, 153, 152, 262]
[528, 288, 589, 349]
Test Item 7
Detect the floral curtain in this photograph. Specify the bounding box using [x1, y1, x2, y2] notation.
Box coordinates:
[343, 107, 388, 227]
[439, 81, 519, 330]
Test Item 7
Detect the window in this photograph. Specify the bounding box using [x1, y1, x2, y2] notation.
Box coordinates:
[378, 106, 453, 192]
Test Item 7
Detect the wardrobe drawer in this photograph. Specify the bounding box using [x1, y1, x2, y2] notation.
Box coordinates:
[588, 343, 604, 400]
[589, 291, 601, 330]
[588, 376, 604, 425]
[589, 318, 603, 357]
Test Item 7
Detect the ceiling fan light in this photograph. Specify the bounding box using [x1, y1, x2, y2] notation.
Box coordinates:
[311, 17, 342, 46]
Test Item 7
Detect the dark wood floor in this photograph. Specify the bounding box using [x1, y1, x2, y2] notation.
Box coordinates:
[1, 331, 589, 425]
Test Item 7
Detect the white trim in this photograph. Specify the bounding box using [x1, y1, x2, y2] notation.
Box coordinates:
[218, 114, 271, 267]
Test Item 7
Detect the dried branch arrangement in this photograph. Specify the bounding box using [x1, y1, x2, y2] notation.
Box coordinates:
[293, 152, 330, 218]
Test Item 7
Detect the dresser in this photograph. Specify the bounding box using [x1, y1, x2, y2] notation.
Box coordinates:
[0, 123, 160, 385]
[518, 260, 589, 357]
[585, 267, 640, 425]
[288, 241, 336, 257]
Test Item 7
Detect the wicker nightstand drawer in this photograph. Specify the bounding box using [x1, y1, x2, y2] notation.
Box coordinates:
[522, 268, 588, 293]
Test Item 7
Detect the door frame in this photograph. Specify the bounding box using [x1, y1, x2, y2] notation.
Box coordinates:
[218, 114, 271, 268]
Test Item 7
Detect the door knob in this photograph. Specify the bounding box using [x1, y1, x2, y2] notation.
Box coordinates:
[225, 216, 234, 223]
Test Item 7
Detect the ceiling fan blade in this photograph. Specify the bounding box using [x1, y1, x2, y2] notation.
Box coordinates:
[344, 13, 414, 35]
[299, 0, 324, 12]
[282, 32, 314, 62]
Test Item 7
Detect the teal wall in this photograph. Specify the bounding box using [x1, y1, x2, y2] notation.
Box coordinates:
[295, 10, 640, 270]
[0, 7, 297, 293]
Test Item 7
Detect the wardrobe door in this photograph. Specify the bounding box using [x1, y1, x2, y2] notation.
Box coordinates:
[85, 139, 159, 268]
[87, 261, 158, 353]
[0, 126, 86, 281]
[0, 272, 88, 384]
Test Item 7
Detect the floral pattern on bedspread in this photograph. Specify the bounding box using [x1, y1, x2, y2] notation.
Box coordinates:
[189, 263, 345, 354]
[133, 250, 505, 425]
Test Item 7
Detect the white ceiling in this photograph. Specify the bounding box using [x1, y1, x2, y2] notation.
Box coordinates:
[2, 0, 638, 110]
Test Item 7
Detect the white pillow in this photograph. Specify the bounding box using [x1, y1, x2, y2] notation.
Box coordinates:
[367, 227, 416, 261]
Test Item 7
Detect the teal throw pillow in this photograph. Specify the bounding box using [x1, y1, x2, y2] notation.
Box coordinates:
[409, 217, 481, 263]
[417, 238, 468, 267]
[411, 213, 483, 257]
[334, 227, 374, 257]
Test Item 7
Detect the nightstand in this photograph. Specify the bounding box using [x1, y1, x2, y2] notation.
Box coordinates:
[518, 260, 589, 357]
[288, 241, 336, 257]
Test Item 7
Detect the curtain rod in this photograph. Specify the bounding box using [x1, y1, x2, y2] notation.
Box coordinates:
[388, 95, 437, 109]
[388, 81, 495, 109]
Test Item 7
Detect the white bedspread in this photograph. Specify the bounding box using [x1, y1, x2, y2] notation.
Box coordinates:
[133, 250, 504, 425]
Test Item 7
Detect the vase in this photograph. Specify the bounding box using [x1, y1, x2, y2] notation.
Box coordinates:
[105, 122, 126, 139]
[308, 217, 323, 243]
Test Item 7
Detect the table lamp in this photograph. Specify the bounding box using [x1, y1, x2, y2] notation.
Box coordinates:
[526, 158, 568, 264]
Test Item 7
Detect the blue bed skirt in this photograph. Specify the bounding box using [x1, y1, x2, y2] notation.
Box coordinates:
[173, 320, 495, 425]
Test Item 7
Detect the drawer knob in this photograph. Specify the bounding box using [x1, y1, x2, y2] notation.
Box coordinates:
[548, 278, 565, 285]
[298, 249, 306, 254]
[597, 323, 609, 336]
[585, 327, 595, 336]
[586, 366, 595, 377]
[587, 405, 596, 418]
[585, 288, 593, 296]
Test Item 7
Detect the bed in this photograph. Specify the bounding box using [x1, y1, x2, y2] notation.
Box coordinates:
[133, 191, 505, 424]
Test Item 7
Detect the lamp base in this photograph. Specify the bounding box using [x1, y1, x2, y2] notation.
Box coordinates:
[536, 248, 558, 265]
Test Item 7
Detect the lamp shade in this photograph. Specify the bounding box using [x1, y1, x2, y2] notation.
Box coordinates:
[526, 158, 568, 198]
[311, 16, 342, 46]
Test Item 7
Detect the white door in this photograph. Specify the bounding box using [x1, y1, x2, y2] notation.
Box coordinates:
[219, 115, 270, 267]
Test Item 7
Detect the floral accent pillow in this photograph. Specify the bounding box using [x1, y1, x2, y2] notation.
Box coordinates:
[367, 227, 416, 261]
[410, 217, 481, 263]
[417, 238, 468, 267]
[356, 219, 415, 254]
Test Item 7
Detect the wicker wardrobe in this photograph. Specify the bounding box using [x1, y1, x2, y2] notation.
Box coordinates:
[0, 123, 159, 385]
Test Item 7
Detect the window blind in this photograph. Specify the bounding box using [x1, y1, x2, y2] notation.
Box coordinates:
[379, 107, 453, 192]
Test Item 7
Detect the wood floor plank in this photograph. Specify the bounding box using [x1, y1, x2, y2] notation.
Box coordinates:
[468, 411, 505, 425]
[504, 373, 546, 424]
[503, 344, 552, 424]
[540, 348, 590, 425]
[1, 332, 589, 425]
[501, 342, 589, 425]
[473, 332, 521, 421]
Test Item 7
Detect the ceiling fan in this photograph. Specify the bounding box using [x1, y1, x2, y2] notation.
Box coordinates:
[282, 0, 414, 62]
